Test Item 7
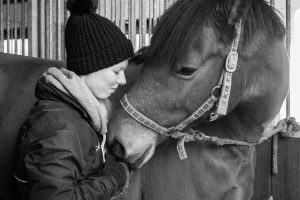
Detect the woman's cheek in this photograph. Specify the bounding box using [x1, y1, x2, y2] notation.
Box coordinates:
[104, 72, 118, 85]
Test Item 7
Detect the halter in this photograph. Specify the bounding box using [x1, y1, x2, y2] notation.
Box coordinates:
[120, 20, 255, 160]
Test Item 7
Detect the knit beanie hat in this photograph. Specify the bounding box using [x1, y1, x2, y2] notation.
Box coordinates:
[65, 0, 134, 75]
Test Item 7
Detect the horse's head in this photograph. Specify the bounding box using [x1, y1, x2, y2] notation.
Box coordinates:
[108, 0, 289, 169]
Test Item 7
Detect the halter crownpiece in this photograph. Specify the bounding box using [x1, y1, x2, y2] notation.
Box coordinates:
[214, 20, 242, 117]
[120, 20, 245, 160]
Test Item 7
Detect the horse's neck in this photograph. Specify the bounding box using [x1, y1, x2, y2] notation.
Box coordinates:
[232, 40, 289, 143]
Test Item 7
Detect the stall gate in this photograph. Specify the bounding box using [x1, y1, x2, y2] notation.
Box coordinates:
[0, 1, 299, 200]
[0, 0, 176, 59]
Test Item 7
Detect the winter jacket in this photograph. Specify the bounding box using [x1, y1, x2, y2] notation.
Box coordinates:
[14, 79, 129, 200]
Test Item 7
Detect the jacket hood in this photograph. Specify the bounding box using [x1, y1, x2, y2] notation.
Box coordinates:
[35, 78, 93, 125]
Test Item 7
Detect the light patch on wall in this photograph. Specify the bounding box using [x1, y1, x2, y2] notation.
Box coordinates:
[290, 9, 300, 120]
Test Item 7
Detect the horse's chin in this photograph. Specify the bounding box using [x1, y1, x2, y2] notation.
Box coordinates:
[129, 145, 155, 170]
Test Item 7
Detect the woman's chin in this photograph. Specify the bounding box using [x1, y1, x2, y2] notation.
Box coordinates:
[96, 93, 111, 99]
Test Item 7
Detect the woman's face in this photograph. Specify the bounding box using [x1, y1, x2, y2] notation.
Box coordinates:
[83, 60, 128, 99]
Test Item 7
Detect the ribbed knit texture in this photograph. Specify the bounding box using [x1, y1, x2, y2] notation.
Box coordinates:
[65, 9, 134, 75]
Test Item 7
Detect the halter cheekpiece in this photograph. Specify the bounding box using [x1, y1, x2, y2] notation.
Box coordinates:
[120, 20, 255, 160]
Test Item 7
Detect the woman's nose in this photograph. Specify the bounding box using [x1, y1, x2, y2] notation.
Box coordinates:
[117, 71, 126, 85]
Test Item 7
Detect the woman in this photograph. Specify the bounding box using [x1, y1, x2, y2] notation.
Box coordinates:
[14, 0, 134, 199]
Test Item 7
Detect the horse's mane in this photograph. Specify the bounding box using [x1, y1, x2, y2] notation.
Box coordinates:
[146, 0, 285, 67]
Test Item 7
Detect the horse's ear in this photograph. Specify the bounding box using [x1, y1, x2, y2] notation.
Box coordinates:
[129, 46, 149, 65]
[228, 0, 252, 25]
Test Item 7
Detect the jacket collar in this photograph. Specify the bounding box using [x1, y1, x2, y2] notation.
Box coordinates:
[35, 78, 94, 126]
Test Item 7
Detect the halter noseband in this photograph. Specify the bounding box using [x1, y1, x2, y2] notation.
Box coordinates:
[120, 20, 254, 160]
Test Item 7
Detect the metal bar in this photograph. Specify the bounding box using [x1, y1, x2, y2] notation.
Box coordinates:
[139, 0, 142, 49]
[64, 0, 69, 25]
[111, 0, 116, 23]
[144, 0, 148, 46]
[128, 0, 131, 39]
[62, 0, 67, 61]
[21, 0, 26, 55]
[51, 0, 56, 59]
[39, 0, 45, 58]
[99, 0, 106, 16]
[119, 0, 125, 33]
[141, 0, 146, 47]
[286, 0, 291, 118]
[106, 0, 111, 20]
[56, 0, 62, 60]
[130, 0, 136, 50]
[104, 0, 107, 17]
[159, 0, 164, 16]
[0, 0, 4, 52]
[98, 0, 102, 15]
[128, 0, 131, 40]
[14, 0, 17, 54]
[6, 0, 10, 53]
[45, 0, 51, 59]
[28, 0, 38, 57]
[117, 0, 122, 34]
[115, 0, 120, 27]
[153, 0, 158, 27]
[149, 0, 153, 39]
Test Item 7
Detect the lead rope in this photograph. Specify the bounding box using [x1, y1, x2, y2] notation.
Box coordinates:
[172, 129, 256, 160]
[272, 133, 279, 174]
[267, 117, 300, 174]
[260, 117, 300, 175]
[175, 118, 300, 162]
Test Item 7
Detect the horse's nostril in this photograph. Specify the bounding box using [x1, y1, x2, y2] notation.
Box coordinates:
[111, 140, 125, 159]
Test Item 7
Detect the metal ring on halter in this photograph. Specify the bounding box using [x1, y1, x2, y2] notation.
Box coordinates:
[209, 112, 219, 121]
[211, 85, 222, 101]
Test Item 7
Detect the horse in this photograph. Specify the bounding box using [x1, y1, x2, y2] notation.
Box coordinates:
[107, 0, 289, 200]
[0, 0, 289, 199]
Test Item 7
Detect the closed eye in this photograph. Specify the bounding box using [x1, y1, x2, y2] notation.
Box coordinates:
[175, 67, 197, 76]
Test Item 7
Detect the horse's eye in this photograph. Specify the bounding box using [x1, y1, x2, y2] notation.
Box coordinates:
[176, 67, 197, 76]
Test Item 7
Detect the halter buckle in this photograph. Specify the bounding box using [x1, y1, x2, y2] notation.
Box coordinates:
[225, 52, 238, 72]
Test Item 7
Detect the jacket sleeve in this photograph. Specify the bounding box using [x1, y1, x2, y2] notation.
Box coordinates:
[23, 120, 126, 200]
